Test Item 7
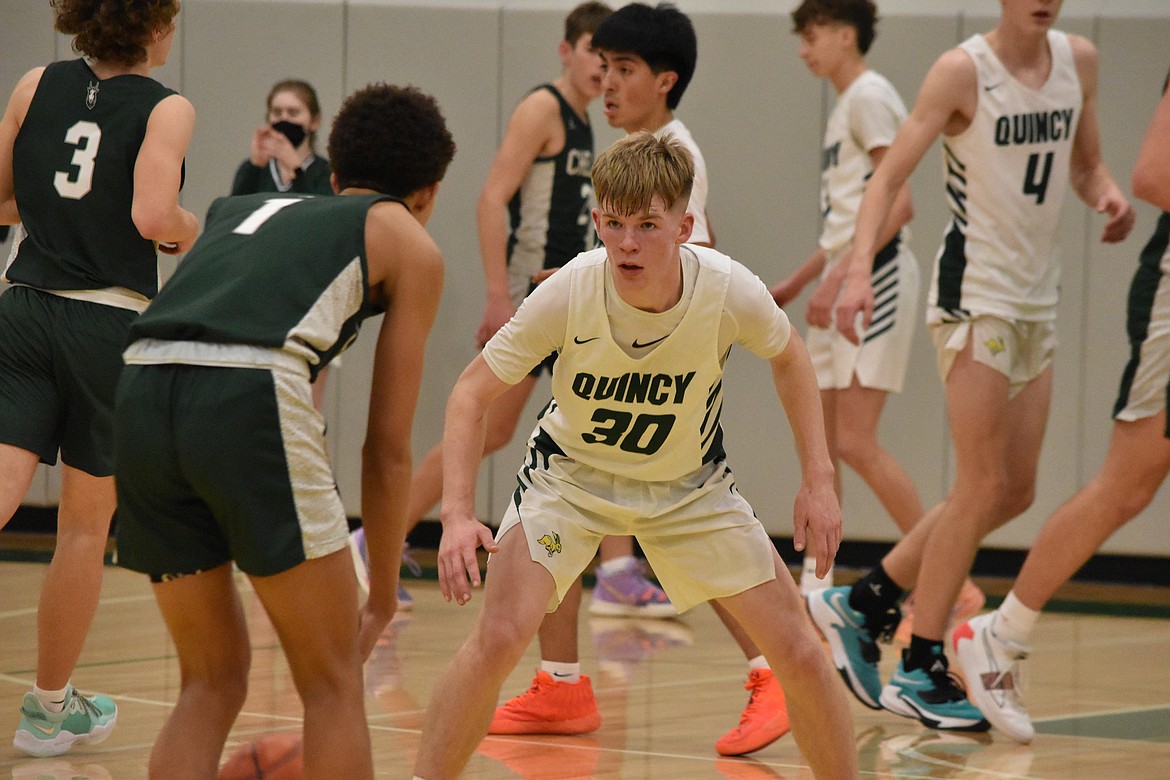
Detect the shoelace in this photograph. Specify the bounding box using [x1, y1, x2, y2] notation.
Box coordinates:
[925, 666, 971, 703]
[736, 675, 771, 725]
[69, 693, 103, 720]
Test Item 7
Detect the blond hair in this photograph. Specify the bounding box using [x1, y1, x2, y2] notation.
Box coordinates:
[592, 131, 694, 216]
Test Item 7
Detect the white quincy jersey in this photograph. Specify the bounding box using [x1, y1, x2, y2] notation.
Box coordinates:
[483, 246, 789, 482]
[930, 31, 1082, 323]
[657, 119, 711, 245]
[820, 70, 907, 254]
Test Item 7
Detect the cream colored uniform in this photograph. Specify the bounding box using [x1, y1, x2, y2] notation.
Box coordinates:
[806, 70, 919, 392]
[482, 246, 790, 612]
[929, 31, 1081, 389]
[656, 119, 711, 245]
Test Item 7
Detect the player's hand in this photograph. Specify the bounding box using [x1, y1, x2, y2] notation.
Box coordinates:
[791, 479, 841, 579]
[475, 296, 517, 349]
[436, 515, 499, 606]
[357, 592, 396, 660]
[531, 268, 559, 285]
[805, 270, 844, 329]
[1097, 193, 1136, 244]
[835, 271, 873, 345]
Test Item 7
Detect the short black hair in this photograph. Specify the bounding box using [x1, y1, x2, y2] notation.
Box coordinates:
[592, 2, 697, 110]
[328, 84, 456, 199]
[791, 0, 879, 55]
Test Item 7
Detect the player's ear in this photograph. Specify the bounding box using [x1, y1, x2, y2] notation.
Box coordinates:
[557, 38, 573, 66]
[656, 70, 678, 98]
[676, 210, 694, 245]
[330, 173, 340, 195]
[591, 206, 602, 234]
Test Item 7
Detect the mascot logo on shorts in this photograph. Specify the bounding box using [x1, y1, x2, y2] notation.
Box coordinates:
[984, 336, 1006, 356]
[537, 532, 562, 557]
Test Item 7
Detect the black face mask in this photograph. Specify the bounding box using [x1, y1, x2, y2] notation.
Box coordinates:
[271, 120, 307, 148]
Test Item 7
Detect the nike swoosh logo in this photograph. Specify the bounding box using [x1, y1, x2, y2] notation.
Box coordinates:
[573, 336, 599, 344]
[29, 721, 56, 735]
[631, 335, 667, 349]
[984, 83, 1001, 92]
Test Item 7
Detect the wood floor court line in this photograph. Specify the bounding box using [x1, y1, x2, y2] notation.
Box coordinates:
[2, 563, 1170, 778]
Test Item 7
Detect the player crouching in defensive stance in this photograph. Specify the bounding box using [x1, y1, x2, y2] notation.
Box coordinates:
[113, 84, 455, 780]
[412, 131, 858, 780]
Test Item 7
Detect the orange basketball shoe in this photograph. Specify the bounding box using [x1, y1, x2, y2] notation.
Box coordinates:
[488, 671, 602, 735]
[715, 669, 790, 757]
[895, 579, 986, 645]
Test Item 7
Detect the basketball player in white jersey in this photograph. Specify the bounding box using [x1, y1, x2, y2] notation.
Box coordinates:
[807, 0, 1135, 731]
[955, 73, 1170, 743]
[413, 131, 856, 780]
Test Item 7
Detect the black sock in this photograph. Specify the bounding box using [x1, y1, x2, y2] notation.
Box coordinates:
[905, 636, 947, 673]
[848, 564, 904, 619]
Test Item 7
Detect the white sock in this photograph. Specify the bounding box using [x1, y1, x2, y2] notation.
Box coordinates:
[34, 682, 70, 714]
[993, 591, 1039, 646]
[800, 555, 833, 594]
[598, 555, 636, 576]
[747, 655, 770, 672]
[541, 660, 581, 684]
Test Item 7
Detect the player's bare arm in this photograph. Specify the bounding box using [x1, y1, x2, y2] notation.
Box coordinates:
[0, 68, 44, 225]
[476, 89, 564, 347]
[1133, 87, 1170, 212]
[437, 355, 509, 605]
[1067, 34, 1135, 244]
[769, 330, 840, 577]
[132, 94, 198, 253]
[836, 48, 974, 344]
[359, 202, 445, 656]
[771, 247, 825, 310]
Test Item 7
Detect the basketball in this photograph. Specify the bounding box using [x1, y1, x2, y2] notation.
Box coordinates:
[218, 733, 304, 780]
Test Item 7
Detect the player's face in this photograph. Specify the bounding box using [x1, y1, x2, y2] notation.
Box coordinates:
[797, 22, 851, 80]
[1000, 0, 1062, 32]
[593, 195, 693, 310]
[563, 34, 605, 100]
[268, 91, 319, 134]
[599, 51, 675, 133]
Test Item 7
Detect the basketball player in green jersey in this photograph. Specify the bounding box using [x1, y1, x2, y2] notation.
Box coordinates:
[1, 0, 197, 757]
[112, 84, 455, 780]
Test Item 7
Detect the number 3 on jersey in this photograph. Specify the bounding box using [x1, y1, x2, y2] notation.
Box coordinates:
[54, 120, 101, 200]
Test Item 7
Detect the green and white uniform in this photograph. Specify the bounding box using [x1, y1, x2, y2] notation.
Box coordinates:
[115, 193, 396, 580]
[0, 59, 177, 474]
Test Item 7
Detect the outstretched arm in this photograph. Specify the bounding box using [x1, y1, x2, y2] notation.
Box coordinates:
[436, 355, 511, 604]
[768, 331, 840, 577]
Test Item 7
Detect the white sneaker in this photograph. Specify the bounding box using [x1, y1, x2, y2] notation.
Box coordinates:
[953, 612, 1034, 743]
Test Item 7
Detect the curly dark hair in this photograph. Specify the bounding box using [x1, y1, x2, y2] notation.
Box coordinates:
[791, 0, 879, 55]
[53, 0, 180, 67]
[591, 3, 697, 110]
[328, 84, 456, 199]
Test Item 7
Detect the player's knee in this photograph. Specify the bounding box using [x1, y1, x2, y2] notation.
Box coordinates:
[997, 481, 1036, 522]
[834, 429, 875, 469]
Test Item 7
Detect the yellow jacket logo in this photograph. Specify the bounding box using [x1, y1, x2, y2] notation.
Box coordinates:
[985, 336, 1006, 356]
[537, 532, 562, 557]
